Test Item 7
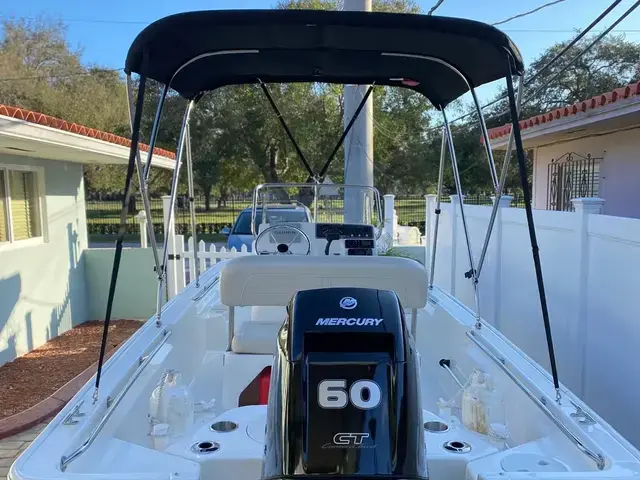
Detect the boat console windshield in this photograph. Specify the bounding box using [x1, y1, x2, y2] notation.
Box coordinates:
[251, 182, 382, 256]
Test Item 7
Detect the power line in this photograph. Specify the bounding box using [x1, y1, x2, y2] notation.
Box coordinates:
[0, 15, 151, 25]
[428, 0, 629, 132]
[437, 0, 640, 181]
[428, 0, 446, 15]
[0, 68, 124, 82]
[492, 0, 568, 26]
[502, 28, 640, 32]
[3, 14, 639, 34]
[520, 0, 640, 111]
[526, 0, 622, 85]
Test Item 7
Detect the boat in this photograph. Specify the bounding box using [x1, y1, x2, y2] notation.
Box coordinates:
[10, 9, 640, 480]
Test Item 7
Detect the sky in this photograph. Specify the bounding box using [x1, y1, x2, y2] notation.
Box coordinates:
[2, 0, 640, 106]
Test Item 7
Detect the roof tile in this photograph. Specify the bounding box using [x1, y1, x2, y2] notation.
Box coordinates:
[487, 80, 640, 141]
[0, 104, 176, 160]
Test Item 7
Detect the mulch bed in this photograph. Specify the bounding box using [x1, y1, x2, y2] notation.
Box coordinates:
[0, 320, 142, 420]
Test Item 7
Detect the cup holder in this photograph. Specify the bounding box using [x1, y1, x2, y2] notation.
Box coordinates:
[210, 421, 238, 433]
[424, 421, 449, 433]
[443, 440, 472, 453]
[191, 441, 220, 454]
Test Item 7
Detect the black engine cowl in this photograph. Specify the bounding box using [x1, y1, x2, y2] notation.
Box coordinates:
[262, 287, 426, 480]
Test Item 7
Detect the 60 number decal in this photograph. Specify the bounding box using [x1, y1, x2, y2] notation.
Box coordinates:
[317, 379, 381, 410]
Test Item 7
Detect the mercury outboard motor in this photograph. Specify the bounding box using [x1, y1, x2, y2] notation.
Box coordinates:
[262, 287, 426, 480]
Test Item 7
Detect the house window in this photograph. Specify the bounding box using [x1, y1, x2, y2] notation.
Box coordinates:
[0, 167, 43, 243]
[547, 153, 602, 212]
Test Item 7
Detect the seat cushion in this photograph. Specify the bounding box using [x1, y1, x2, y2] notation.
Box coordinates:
[231, 321, 282, 355]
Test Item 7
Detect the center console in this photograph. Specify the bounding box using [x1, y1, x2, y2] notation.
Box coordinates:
[314, 223, 375, 256]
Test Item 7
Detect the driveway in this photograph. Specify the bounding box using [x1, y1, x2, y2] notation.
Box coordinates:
[0, 423, 47, 476]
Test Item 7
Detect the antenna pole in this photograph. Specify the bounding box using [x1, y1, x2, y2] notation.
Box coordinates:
[343, 0, 374, 224]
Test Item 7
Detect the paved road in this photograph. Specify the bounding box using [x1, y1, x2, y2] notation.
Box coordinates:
[0, 423, 47, 476]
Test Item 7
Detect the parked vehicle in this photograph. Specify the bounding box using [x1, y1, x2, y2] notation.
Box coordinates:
[222, 204, 312, 252]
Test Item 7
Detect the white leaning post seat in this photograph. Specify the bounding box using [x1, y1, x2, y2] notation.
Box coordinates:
[220, 255, 428, 354]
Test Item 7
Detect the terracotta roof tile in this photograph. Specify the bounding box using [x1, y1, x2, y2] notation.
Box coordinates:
[0, 104, 176, 160]
[486, 80, 640, 142]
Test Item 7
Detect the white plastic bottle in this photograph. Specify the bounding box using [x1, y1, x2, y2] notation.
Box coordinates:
[149, 370, 194, 438]
[461, 369, 489, 434]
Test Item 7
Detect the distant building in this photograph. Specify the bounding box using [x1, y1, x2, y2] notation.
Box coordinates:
[0, 105, 175, 366]
[488, 81, 640, 219]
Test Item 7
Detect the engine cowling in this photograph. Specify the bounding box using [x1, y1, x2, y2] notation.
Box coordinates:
[262, 287, 426, 480]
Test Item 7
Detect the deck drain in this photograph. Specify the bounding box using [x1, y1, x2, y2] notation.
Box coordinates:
[424, 421, 449, 433]
[211, 421, 238, 432]
[191, 441, 220, 454]
[443, 440, 472, 453]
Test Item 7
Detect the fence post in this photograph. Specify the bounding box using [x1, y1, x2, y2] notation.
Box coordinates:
[383, 194, 395, 241]
[571, 197, 604, 397]
[135, 211, 147, 248]
[174, 234, 186, 294]
[198, 240, 207, 274]
[488, 195, 512, 330]
[425, 195, 435, 277]
[162, 195, 178, 299]
[448, 194, 464, 295]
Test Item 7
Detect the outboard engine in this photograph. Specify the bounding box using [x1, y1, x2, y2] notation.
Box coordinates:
[262, 287, 426, 480]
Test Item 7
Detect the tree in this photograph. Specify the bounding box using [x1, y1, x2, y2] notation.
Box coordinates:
[0, 17, 128, 132]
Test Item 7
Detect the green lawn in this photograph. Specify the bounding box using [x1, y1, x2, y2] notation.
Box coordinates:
[89, 233, 228, 244]
[86, 196, 429, 229]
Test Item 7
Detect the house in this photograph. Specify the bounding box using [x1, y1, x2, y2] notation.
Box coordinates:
[0, 105, 175, 366]
[487, 81, 640, 219]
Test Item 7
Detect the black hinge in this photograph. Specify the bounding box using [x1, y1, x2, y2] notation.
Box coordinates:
[168, 254, 181, 260]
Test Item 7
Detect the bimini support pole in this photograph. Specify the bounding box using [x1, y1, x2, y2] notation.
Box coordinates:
[505, 67, 562, 403]
[428, 127, 447, 290]
[143, 84, 169, 182]
[125, 76, 163, 291]
[442, 110, 482, 329]
[471, 87, 499, 192]
[155, 100, 195, 325]
[185, 122, 201, 287]
[94, 76, 147, 403]
[476, 76, 524, 278]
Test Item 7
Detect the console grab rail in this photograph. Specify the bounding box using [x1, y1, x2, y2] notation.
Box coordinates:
[466, 330, 605, 470]
[60, 329, 172, 471]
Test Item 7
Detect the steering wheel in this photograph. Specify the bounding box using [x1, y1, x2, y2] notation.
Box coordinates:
[255, 225, 311, 256]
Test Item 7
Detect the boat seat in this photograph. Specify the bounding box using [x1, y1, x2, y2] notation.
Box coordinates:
[231, 321, 281, 355]
[220, 254, 428, 309]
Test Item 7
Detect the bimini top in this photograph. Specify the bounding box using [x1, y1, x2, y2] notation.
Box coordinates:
[125, 9, 524, 109]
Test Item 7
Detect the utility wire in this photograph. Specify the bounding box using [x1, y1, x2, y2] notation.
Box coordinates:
[433, 0, 640, 179]
[518, 0, 640, 113]
[0, 68, 124, 82]
[3, 15, 639, 33]
[492, 0, 568, 26]
[0, 15, 151, 25]
[428, 0, 446, 15]
[527, 0, 622, 84]
[429, 0, 629, 132]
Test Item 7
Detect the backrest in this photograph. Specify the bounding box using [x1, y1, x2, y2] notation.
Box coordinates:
[220, 255, 428, 309]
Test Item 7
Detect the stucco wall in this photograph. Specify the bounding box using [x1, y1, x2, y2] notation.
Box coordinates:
[533, 128, 640, 218]
[84, 248, 158, 321]
[0, 155, 89, 367]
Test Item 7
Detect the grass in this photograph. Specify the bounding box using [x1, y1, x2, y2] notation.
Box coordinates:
[86, 197, 430, 226]
[89, 233, 228, 244]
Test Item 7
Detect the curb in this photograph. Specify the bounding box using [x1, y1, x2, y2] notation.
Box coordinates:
[0, 349, 117, 440]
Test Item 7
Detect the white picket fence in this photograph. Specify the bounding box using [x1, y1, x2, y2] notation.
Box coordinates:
[167, 234, 250, 297]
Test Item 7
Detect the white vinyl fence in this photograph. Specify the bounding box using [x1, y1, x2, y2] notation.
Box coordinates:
[424, 194, 640, 448]
[166, 235, 250, 297]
